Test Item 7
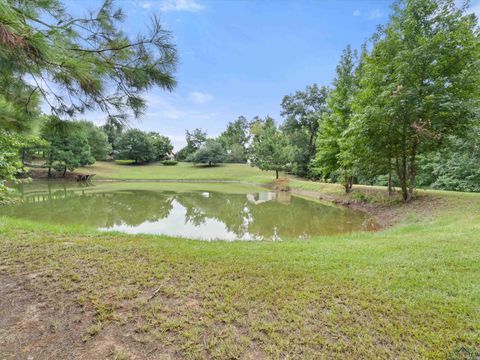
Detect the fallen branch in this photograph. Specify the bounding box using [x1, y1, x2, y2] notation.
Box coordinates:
[148, 286, 162, 301]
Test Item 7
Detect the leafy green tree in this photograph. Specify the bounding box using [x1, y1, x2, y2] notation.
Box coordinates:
[0, 0, 177, 125]
[186, 128, 207, 152]
[249, 116, 275, 141]
[0, 73, 41, 134]
[117, 129, 154, 164]
[187, 139, 227, 167]
[352, 0, 480, 201]
[281, 84, 329, 175]
[226, 143, 248, 163]
[416, 128, 480, 192]
[0, 130, 45, 201]
[41, 117, 95, 176]
[315, 46, 358, 192]
[148, 132, 173, 161]
[177, 128, 208, 161]
[218, 116, 250, 163]
[101, 123, 123, 155]
[175, 146, 190, 161]
[77, 121, 111, 161]
[251, 121, 295, 179]
[0, 66, 42, 198]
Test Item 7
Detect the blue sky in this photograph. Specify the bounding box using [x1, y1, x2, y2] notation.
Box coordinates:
[65, 0, 480, 149]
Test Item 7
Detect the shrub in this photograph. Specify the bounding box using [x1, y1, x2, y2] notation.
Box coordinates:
[115, 159, 135, 165]
[162, 160, 178, 166]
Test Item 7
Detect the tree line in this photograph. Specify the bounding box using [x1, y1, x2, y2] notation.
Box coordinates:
[22, 117, 174, 177]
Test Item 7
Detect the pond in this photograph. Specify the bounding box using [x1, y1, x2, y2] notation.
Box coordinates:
[1, 182, 377, 241]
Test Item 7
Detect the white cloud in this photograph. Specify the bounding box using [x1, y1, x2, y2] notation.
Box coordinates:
[188, 91, 214, 105]
[144, 93, 214, 121]
[366, 9, 383, 20]
[141, 2, 151, 9]
[353, 10, 362, 17]
[160, 0, 205, 12]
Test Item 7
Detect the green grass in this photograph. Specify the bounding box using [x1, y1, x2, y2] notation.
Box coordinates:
[3, 162, 480, 358]
[78, 161, 278, 183]
[77, 161, 275, 183]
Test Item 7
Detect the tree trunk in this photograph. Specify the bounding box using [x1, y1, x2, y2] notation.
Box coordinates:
[388, 159, 393, 196]
[275, 169, 279, 179]
[343, 169, 353, 193]
[62, 165, 67, 177]
[406, 137, 418, 203]
[344, 175, 353, 193]
[399, 169, 408, 201]
[397, 125, 409, 202]
[209, 161, 212, 167]
[308, 131, 316, 160]
[47, 152, 53, 178]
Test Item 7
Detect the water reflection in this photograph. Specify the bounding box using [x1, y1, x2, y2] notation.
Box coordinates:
[1, 183, 376, 240]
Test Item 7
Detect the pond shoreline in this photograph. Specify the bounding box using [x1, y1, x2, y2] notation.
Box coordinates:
[289, 188, 392, 228]
[4, 180, 374, 240]
[26, 176, 397, 230]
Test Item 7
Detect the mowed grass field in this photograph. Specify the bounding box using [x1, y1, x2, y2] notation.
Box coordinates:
[78, 161, 278, 183]
[1, 162, 479, 359]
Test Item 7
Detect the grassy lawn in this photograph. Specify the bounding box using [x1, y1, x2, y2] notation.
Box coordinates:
[1, 163, 479, 358]
[78, 161, 278, 183]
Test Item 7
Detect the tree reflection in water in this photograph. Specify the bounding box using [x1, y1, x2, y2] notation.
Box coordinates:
[1, 183, 376, 240]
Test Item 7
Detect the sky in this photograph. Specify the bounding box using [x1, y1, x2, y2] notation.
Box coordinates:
[64, 0, 480, 150]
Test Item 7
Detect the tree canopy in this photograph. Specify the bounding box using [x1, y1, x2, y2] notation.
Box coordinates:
[177, 128, 208, 161]
[41, 117, 95, 176]
[117, 129, 153, 164]
[218, 116, 250, 163]
[0, 0, 177, 126]
[77, 121, 112, 161]
[148, 132, 173, 161]
[350, 0, 480, 201]
[187, 139, 227, 166]
[315, 45, 359, 192]
[281, 84, 329, 175]
[250, 120, 295, 179]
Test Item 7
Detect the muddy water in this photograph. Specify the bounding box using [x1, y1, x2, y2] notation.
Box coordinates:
[1, 182, 376, 241]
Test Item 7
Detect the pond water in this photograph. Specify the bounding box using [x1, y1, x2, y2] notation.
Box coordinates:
[1, 182, 377, 241]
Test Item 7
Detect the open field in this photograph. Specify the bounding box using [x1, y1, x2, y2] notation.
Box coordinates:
[76, 161, 279, 183]
[1, 163, 480, 359]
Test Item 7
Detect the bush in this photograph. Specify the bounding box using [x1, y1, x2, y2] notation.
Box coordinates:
[162, 160, 178, 166]
[115, 159, 135, 165]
